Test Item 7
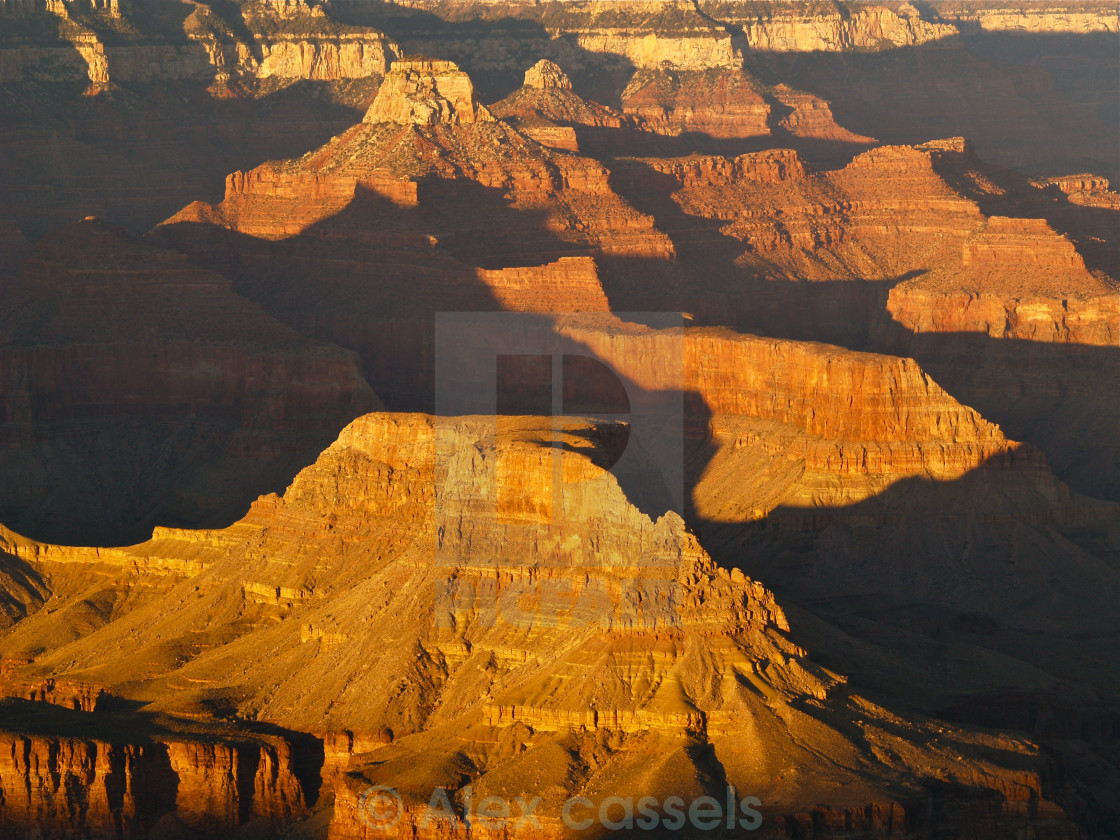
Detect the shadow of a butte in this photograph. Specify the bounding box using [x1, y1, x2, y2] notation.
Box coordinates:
[744, 32, 1120, 183]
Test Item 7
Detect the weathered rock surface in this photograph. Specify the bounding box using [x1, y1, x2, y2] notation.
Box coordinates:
[364, 57, 492, 126]
[522, 58, 570, 91]
[0, 412, 1083, 839]
[0, 1, 399, 86]
[620, 67, 772, 139]
[887, 215, 1118, 343]
[941, 3, 1119, 35]
[0, 727, 305, 838]
[1, 6, 1117, 837]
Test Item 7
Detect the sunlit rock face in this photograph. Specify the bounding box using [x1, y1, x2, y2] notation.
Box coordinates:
[523, 58, 572, 91]
[0, 2, 1118, 838]
[364, 58, 493, 127]
[0, 412, 1085, 839]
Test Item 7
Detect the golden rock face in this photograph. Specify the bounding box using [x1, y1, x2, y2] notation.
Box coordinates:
[0, 3, 1118, 838]
[0, 411, 1078, 838]
[364, 59, 494, 127]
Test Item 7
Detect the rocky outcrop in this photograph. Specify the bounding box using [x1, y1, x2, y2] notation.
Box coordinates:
[0, 673, 108, 711]
[772, 83, 876, 144]
[364, 58, 492, 126]
[887, 216, 1119, 343]
[164, 60, 673, 269]
[253, 34, 396, 81]
[522, 58, 570, 90]
[477, 257, 611, 313]
[0, 731, 304, 838]
[621, 67, 771, 138]
[490, 59, 630, 151]
[1033, 173, 1120, 209]
[888, 286, 1119, 344]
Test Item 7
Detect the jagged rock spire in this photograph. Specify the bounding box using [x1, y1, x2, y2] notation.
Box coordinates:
[523, 58, 572, 90]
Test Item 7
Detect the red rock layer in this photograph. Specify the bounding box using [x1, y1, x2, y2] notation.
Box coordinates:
[620, 67, 772, 138]
[0, 731, 304, 838]
[477, 257, 610, 313]
[772, 84, 876, 144]
[167, 119, 671, 262]
[621, 137, 1119, 345]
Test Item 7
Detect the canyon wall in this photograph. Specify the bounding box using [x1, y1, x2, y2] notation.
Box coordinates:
[0, 3, 399, 86]
[0, 730, 304, 838]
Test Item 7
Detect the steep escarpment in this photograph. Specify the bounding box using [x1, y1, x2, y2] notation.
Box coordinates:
[159, 58, 1118, 508]
[608, 137, 1119, 505]
[887, 215, 1118, 344]
[0, 718, 306, 838]
[0, 218, 379, 544]
[0, 0, 399, 87]
[560, 319, 1117, 548]
[937, 2, 1119, 35]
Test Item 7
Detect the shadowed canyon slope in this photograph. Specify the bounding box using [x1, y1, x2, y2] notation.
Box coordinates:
[0, 2, 1118, 838]
[0, 218, 379, 544]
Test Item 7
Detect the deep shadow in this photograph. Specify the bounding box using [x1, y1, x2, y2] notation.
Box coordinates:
[155, 179, 579, 412]
[0, 73, 373, 238]
[1, 8, 1118, 836]
[688, 449, 1120, 834]
[744, 32, 1120, 184]
[600, 153, 1120, 504]
[0, 220, 379, 546]
[925, 143, 1120, 277]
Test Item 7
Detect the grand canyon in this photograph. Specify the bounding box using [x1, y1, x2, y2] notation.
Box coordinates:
[0, 0, 1117, 838]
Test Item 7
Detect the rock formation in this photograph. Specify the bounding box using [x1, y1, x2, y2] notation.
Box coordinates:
[0, 0, 399, 87]
[0, 412, 1085, 838]
[364, 58, 492, 126]
[490, 59, 631, 152]
[620, 67, 772, 139]
[886, 215, 1118, 343]
[522, 58, 570, 91]
[0, 727, 305, 837]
